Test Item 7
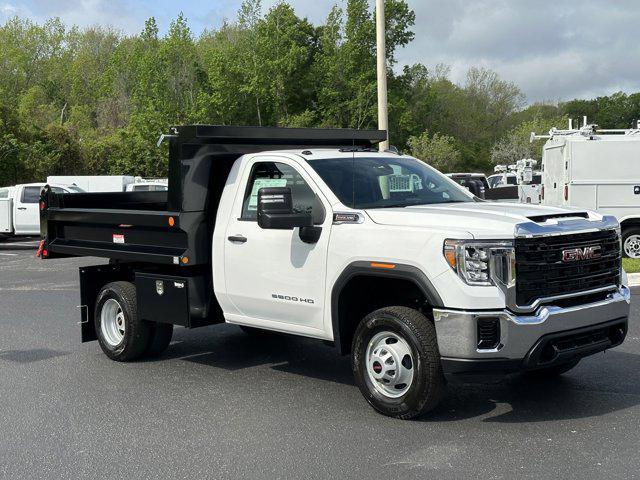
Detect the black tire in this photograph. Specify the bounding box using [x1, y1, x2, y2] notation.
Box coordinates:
[146, 323, 174, 358]
[622, 227, 640, 258]
[351, 306, 445, 420]
[524, 359, 580, 378]
[94, 281, 150, 362]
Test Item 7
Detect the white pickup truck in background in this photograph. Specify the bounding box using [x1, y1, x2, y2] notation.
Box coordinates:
[0, 183, 83, 237]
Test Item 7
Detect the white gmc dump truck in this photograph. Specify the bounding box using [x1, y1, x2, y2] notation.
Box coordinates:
[38, 126, 630, 419]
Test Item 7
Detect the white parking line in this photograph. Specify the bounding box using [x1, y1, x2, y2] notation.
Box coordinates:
[0, 253, 18, 256]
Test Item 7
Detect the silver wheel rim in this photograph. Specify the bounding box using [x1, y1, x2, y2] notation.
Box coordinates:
[365, 331, 415, 398]
[100, 298, 125, 347]
[624, 235, 640, 258]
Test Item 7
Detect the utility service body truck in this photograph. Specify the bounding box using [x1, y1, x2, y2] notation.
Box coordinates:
[39, 126, 630, 419]
[533, 119, 640, 257]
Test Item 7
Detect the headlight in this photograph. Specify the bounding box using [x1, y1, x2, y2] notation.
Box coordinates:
[444, 239, 515, 286]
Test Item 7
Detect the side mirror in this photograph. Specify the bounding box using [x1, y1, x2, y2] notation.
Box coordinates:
[257, 187, 313, 230]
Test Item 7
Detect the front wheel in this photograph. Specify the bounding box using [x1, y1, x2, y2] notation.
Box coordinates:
[351, 306, 445, 420]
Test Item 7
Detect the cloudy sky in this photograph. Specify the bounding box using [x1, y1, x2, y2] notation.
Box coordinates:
[2, 0, 639, 103]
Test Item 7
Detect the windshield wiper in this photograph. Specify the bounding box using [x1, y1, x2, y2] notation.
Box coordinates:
[369, 202, 427, 209]
[368, 199, 470, 209]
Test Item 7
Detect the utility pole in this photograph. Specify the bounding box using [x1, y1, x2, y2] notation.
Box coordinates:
[376, 0, 389, 151]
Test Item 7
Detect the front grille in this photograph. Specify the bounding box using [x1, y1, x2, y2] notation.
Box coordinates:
[515, 229, 621, 306]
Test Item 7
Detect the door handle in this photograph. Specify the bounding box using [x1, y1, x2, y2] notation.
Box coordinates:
[228, 235, 247, 244]
[17, 207, 27, 210]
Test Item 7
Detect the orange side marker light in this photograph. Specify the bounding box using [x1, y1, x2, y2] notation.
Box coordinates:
[370, 262, 396, 269]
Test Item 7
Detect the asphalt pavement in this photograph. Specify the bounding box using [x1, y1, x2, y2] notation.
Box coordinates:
[1, 241, 639, 479]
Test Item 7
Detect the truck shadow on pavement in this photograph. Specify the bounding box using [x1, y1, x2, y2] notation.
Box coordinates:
[163, 325, 356, 387]
[159, 326, 640, 422]
[0, 348, 69, 363]
[425, 349, 640, 423]
[0, 236, 39, 250]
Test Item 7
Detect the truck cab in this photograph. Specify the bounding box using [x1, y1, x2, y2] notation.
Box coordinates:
[39, 126, 630, 419]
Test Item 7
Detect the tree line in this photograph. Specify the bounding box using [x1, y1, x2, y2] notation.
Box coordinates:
[1, 0, 640, 187]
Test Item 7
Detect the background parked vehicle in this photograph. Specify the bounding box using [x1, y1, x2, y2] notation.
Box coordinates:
[487, 171, 518, 188]
[446, 173, 488, 199]
[484, 162, 542, 204]
[533, 118, 640, 257]
[46, 175, 137, 193]
[125, 180, 168, 192]
[1, 183, 83, 237]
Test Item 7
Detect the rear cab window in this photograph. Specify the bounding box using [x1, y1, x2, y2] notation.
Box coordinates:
[21, 186, 41, 203]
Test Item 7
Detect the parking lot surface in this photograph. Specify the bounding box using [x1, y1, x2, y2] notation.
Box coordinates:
[1, 243, 639, 479]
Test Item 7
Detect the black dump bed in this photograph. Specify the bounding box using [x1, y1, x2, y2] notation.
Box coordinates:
[39, 125, 386, 266]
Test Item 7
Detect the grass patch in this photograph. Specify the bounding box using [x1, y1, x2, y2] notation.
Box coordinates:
[622, 258, 640, 273]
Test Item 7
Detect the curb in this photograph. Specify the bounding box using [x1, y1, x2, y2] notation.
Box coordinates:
[628, 273, 640, 287]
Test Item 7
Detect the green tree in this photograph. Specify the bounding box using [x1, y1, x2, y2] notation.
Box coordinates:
[491, 114, 568, 165]
[3, 4, 640, 186]
[408, 130, 462, 172]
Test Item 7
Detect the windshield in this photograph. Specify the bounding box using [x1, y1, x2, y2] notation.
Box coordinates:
[66, 186, 85, 193]
[309, 156, 473, 209]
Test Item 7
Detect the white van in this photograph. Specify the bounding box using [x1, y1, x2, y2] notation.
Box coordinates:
[46, 175, 136, 193]
[124, 181, 168, 192]
[0, 183, 83, 237]
[534, 120, 640, 257]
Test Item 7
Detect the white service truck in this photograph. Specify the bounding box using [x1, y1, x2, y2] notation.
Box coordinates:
[533, 119, 640, 257]
[487, 162, 542, 204]
[0, 183, 83, 237]
[38, 126, 630, 419]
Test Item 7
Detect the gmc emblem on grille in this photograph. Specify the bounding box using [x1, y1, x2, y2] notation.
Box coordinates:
[562, 245, 602, 262]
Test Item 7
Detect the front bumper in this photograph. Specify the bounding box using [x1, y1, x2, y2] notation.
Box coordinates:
[433, 286, 630, 374]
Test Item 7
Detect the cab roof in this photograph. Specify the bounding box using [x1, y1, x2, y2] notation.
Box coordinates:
[252, 148, 413, 162]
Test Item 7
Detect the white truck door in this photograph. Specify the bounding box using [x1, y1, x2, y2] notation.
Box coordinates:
[223, 157, 331, 335]
[13, 186, 41, 235]
[542, 142, 566, 206]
